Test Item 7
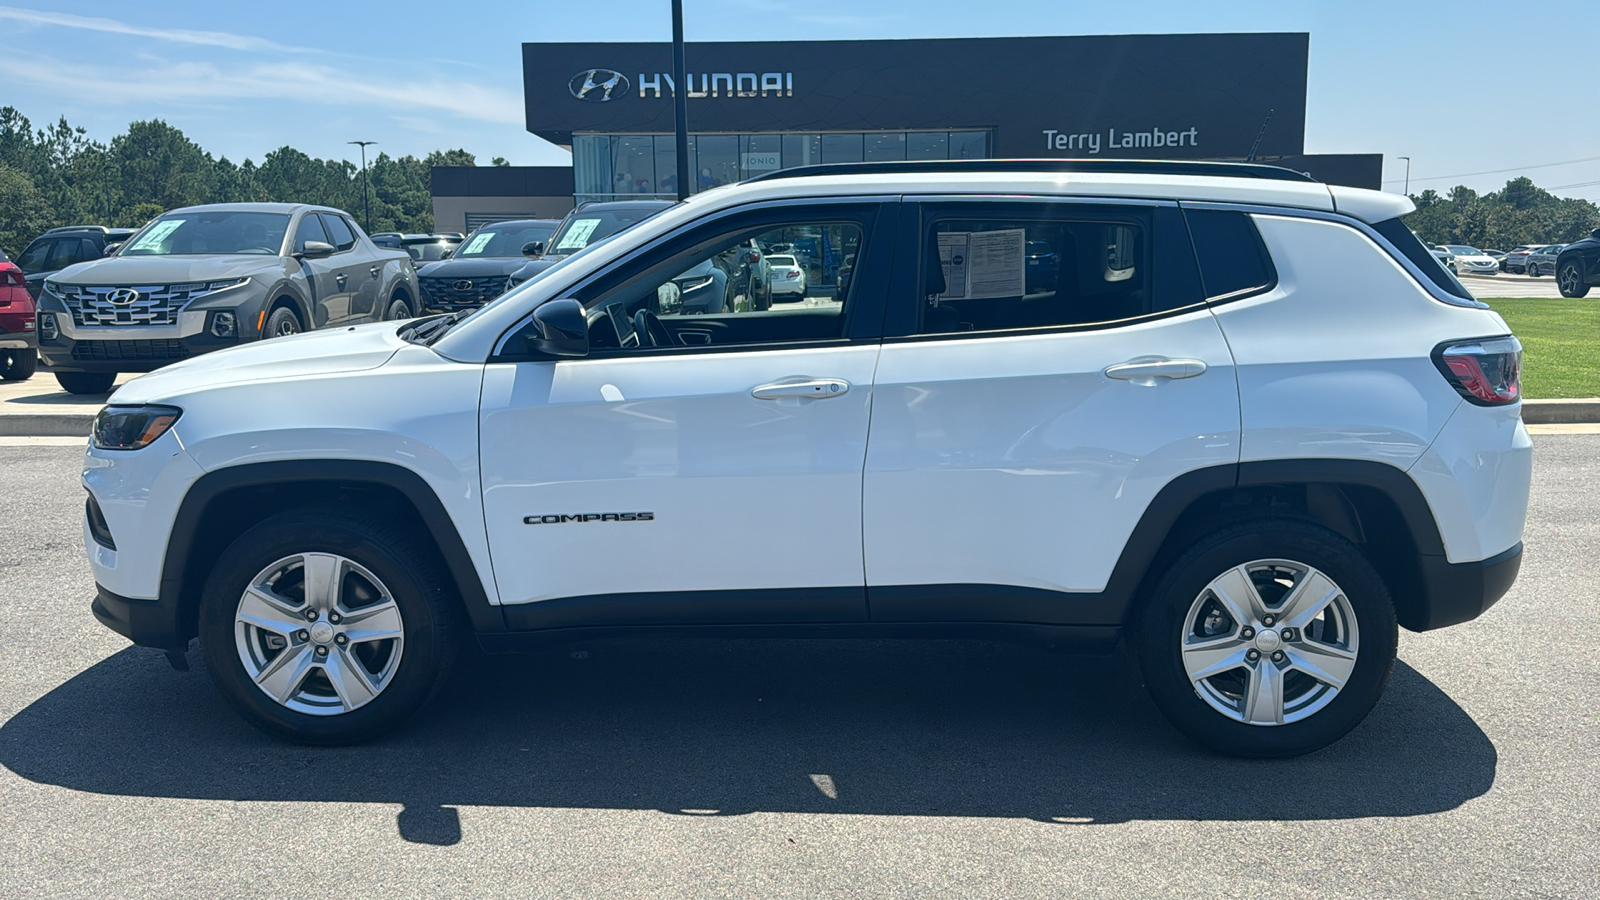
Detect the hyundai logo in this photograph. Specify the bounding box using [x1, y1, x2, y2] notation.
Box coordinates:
[570, 69, 629, 102]
[452, 280, 474, 292]
[105, 287, 141, 306]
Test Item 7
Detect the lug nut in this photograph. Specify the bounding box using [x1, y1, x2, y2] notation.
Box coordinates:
[1262, 615, 1276, 626]
[306, 609, 319, 621]
[315, 646, 328, 658]
[1281, 628, 1295, 642]
[335, 634, 348, 646]
[1271, 651, 1285, 662]
[329, 613, 341, 624]
[1240, 626, 1255, 639]
[297, 630, 309, 641]
[1246, 649, 1260, 662]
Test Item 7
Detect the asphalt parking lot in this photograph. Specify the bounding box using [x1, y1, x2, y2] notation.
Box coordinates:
[1461, 270, 1567, 298]
[0, 436, 1596, 898]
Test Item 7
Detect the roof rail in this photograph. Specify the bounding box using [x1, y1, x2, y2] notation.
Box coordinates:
[743, 158, 1319, 185]
[44, 224, 112, 234]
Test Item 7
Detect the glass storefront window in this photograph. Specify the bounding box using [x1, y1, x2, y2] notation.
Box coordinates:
[907, 132, 949, 160]
[864, 132, 906, 161]
[612, 136, 656, 196]
[573, 135, 612, 199]
[950, 130, 989, 160]
[821, 133, 863, 163]
[741, 134, 783, 178]
[783, 134, 820, 168]
[653, 137, 678, 197]
[695, 134, 739, 190]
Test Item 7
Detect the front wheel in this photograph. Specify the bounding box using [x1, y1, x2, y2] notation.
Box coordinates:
[1558, 261, 1589, 298]
[264, 305, 302, 338]
[1, 349, 37, 381]
[384, 296, 412, 320]
[198, 509, 460, 744]
[1134, 518, 1397, 758]
[55, 371, 115, 394]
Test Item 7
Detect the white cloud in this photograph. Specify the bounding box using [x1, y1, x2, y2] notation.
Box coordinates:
[0, 5, 317, 54]
[0, 50, 525, 126]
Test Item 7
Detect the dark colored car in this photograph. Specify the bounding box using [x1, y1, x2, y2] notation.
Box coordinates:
[1025, 239, 1060, 293]
[12, 225, 138, 299]
[506, 201, 673, 290]
[371, 233, 464, 268]
[414, 220, 559, 311]
[1, 249, 38, 381]
[1525, 244, 1565, 278]
[1556, 229, 1600, 297]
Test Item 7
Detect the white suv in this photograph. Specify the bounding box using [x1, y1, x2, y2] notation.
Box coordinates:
[83, 161, 1530, 757]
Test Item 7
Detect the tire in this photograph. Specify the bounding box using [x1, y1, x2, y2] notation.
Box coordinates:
[1, 349, 37, 381]
[54, 371, 115, 394]
[1134, 518, 1398, 758]
[1558, 260, 1589, 298]
[264, 304, 302, 338]
[1526, 262, 1539, 277]
[384, 296, 412, 321]
[197, 508, 461, 744]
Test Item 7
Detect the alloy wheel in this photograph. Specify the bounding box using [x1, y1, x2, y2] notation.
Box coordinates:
[234, 552, 406, 716]
[1179, 559, 1359, 726]
[1559, 264, 1580, 295]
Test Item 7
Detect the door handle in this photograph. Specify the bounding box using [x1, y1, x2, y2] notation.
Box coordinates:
[370, 265, 380, 277]
[751, 378, 851, 400]
[1103, 357, 1208, 385]
[335, 273, 348, 287]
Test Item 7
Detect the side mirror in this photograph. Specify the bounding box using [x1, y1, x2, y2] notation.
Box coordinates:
[521, 240, 545, 257]
[296, 240, 336, 259]
[528, 298, 588, 357]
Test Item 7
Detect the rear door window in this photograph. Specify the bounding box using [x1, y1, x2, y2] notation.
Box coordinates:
[15, 240, 52, 274]
[905, 201, 1204, 336]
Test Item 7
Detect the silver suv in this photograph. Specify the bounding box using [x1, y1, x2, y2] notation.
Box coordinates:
[35, 203, 420, 394]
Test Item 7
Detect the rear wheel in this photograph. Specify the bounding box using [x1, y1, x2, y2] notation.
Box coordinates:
[54, 371, 115, 394]
[1526, 261, 1540, 277]
[1558, 260, 1589, 298]
[198, 509, 460, 744]
[1135, 518, 1397, 758]
[264, 304, 302, 338]
[1, 349, 37, 381]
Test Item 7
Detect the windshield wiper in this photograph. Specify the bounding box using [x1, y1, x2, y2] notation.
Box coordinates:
[403, 309, 473, 346]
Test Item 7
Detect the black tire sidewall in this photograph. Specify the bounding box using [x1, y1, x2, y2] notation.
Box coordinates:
[1, 350, 37, 381]
[198, 511, 455, 744]
[55, 371, 115, 394]
[1135, 519, 1397, 758]
[386, 298, 410, 320]
[265, 306, 301, 338]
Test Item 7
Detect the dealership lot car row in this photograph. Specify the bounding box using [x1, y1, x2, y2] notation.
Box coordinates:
[76, 160, 1529, 759]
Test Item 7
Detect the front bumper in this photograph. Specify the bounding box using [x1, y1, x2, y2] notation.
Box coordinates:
[92, 583, 189, 651]
[38, 327, 240, 373]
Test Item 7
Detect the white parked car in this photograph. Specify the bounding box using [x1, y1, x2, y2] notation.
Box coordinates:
[1427, 244, 1457, 273]
[1444, 245, 1499, 276]
[84, 160, 1529, 758]
[765, 254, 808, 300]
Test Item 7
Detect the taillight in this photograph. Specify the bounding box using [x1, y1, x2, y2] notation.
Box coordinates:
[0, 268, 24, 287]
[785, 268, 801, 277]
[1434, 336, 1522, 405]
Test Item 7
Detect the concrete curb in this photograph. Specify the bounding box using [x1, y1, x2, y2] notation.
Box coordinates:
[1521, 399, 1600, 425]
[0, 413, 94, 437]
[0, 400, 1597, 439]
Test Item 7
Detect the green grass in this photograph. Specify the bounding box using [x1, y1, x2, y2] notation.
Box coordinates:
[1483, 298, 1600, 399]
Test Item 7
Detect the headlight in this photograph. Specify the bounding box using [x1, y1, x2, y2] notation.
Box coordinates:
[38, 313, 58, 341]
[93, 405, 182, 451]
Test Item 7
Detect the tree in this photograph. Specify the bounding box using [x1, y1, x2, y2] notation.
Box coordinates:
[0, 163, 49, 255]
[111, 120, 215, 212]
[424, 149, 476, 168]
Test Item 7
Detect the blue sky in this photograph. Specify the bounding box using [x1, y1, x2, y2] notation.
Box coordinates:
[1, 1, 1596, 199]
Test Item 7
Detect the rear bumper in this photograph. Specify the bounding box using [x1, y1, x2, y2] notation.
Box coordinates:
[0, 325, 35, 351]
[1413, 542, 1521, 631]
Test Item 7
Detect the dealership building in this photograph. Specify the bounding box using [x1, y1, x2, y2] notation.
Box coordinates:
[430, 33, 1381, 230]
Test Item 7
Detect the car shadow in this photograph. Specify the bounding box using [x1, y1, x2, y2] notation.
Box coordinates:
[0, 637, 1494, 844]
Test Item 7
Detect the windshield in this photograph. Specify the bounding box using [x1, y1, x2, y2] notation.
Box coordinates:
[547, 208, 664, 256]
[405, 241, 458, 262]
[120, 212, 290, 256]
[1446, 246, 1480, 256]
[453, 223, 556, 259]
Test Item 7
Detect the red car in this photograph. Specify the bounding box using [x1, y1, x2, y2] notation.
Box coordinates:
[1, 248, 38, 381]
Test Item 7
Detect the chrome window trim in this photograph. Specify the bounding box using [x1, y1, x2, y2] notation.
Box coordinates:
[1178, 200, 1490, 310]
[490, 194, 899, 358]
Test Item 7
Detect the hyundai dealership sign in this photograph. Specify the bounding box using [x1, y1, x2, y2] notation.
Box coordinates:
[521, 34, 1309, 160]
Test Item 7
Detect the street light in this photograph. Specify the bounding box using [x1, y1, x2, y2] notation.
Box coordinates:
[1398, 156, 1411, 196]
[348, 140, 377, 231]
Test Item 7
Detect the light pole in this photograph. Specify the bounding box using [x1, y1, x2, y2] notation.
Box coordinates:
[1398, 156, 1411, 196]
[671, 0, 689, 201]
[348, 140, 376, 231]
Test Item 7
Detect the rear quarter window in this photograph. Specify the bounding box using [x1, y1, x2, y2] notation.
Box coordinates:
[1183, 209, 1277, 300]
[1370, 217, 1474, 301]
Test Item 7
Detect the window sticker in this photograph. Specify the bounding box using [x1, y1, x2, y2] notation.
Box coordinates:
[938, 228, 1025, 300]
[461, 231, 495, 255]
[126, 220, 184, 253]
[556, 218, 601, 251]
